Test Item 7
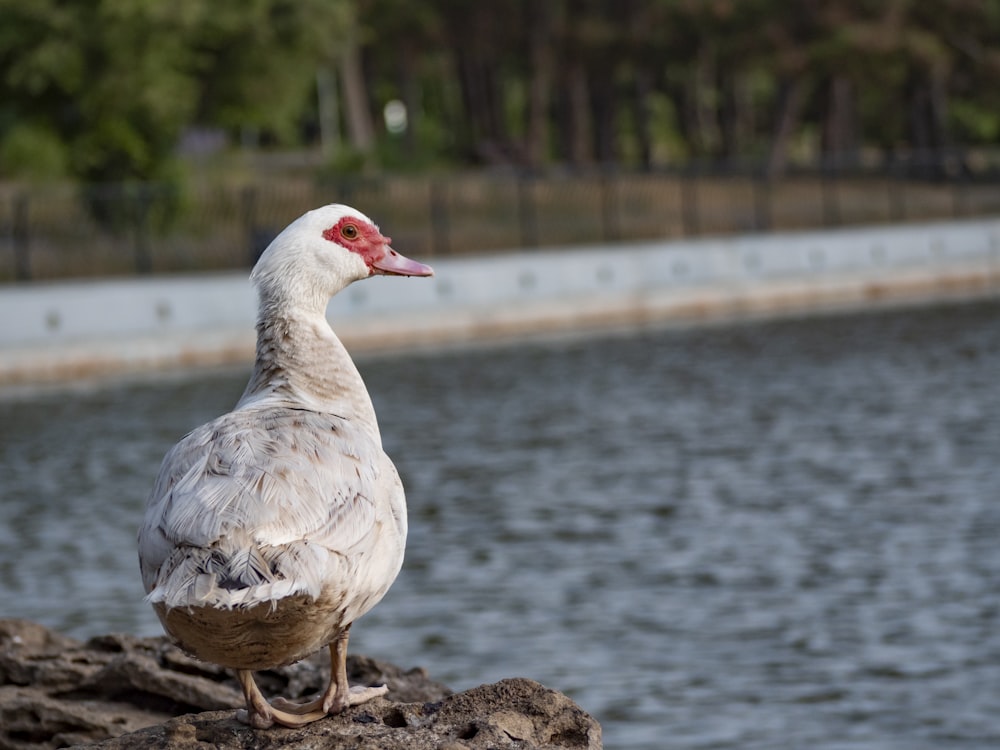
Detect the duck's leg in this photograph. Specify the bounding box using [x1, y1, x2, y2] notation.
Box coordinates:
[235, 669, 328, 728]
[271, 627, 388, 716]
[326, 626, 390, 713]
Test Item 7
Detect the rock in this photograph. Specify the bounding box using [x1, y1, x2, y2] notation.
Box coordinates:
[0, 620, 601, 750]
[77, 679, 601, 750]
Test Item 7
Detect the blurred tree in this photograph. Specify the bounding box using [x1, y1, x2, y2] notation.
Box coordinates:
[316, 0, 1000, 172]
[2, 0, 998, 183]
[523, 0, 556, 168]
[911, 0, 1000, 166]
[347, 0, 451, 171]
[0, 0, 351, 184]
[436, 0, 523, 163]
[0, 0, 198, 183]
[187, 0, 353, 146]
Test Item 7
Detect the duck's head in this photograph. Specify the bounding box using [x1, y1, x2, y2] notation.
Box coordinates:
[251, 204, 433, 313]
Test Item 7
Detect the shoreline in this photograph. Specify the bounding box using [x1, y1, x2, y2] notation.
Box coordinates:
[0, 618, 602, 749]
[2, 217, 998, 389]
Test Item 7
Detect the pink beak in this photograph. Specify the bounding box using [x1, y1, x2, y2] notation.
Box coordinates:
[372, 247, 434, 277]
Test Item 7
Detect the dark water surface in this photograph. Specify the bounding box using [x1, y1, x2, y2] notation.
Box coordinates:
[3, 300, 1000, 749]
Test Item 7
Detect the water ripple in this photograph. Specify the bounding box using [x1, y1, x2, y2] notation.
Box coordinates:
[3, 299, 1000, 748]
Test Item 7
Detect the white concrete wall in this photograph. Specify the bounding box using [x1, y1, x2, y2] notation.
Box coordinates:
[2, 218, 999, 385]
[0, 274, 255, 347]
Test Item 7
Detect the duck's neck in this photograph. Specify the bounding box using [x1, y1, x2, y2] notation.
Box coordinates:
[238, 309, 381, 440]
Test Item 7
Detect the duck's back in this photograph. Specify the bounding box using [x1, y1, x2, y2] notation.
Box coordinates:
[137, 403, 407, 667]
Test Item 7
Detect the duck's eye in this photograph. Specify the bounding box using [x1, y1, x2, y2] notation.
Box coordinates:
[341, 224, 359, 240]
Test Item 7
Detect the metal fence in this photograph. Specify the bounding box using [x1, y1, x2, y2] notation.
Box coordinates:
[2, 153, 1000, 283]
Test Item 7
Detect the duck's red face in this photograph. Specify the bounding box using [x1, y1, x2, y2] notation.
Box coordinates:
[323, 216, 433, 277]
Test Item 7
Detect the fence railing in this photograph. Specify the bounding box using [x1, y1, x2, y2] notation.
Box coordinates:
[2, 152, 1000, 283]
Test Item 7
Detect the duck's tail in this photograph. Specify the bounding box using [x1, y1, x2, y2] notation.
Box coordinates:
[144, 537, 332, 610]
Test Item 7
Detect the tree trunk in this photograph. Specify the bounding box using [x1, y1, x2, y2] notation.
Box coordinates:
[632, 67, 654, 170]
[693, 47, 719, 158]
[397, 44, 419, 159]
[340, 41, 374, 153]
[524, 2, 554, 168]
[589, 66, 617, 164]
[907, 68, 951, 177]
[455, 49, 508, 163]
[453, 49, 479, 158]
[928, 71, 950, 152]
[560, 61, 592, 165]
[665, 83, 695, 157]
[766, 75, 807, 178]
[821, 75, 858, 165]
[717, 72, 739, 164]
[315, 66, 340, 159]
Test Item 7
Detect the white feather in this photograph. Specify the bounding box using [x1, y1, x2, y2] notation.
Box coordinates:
[137, 205, 421, 647]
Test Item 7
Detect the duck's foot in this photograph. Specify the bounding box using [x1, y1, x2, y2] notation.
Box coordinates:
[236, 684, 388, 728]
[271, 627, 389, 717]
[234, 704, 321, 729]
[271, 683, 389, 715]
[234, 630, 388, 729]
[235, 669, 327, 728]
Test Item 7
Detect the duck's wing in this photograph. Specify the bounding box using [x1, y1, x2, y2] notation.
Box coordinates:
[138, 406, 405, 609]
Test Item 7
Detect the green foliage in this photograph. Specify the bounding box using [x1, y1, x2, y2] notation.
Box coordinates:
[0, 0, 351, 185]
[322, 146, 374, 178]
[0, 0, 998, 192]
[950, 100, 1000, 144]
[0, 123, 68, 179]
[187, 0, 353, 143]
[80, 177, 186, 240]
[0, 0, 197, 184]
[354, 0, 1000, 169]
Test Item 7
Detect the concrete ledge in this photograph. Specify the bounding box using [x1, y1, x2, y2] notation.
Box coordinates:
[2, 218, 999, 387]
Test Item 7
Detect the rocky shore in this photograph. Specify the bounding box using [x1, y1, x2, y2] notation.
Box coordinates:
[0, 620, 601, 749]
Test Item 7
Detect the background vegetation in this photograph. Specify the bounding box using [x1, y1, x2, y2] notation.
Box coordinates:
[1, 1, 999, 281]
[2, 0, 998, 183]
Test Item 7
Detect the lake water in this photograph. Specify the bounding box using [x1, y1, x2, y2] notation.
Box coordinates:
[2, 299, 1000, 749]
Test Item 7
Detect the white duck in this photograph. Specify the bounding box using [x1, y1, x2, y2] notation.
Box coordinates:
[137, 204, 432, 728]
